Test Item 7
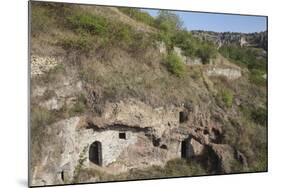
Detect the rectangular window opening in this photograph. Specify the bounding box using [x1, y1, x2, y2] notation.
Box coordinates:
[119, 132, 126, 139]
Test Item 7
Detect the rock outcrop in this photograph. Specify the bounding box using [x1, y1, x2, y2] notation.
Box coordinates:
[31, 95, 246, 186]
[31, 55, 59, 77]
[206, 67, 241, 80]
[191, 30, 268, 50]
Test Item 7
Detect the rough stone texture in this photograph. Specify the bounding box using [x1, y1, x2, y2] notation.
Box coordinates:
[187, 138, 205, 157]
[39, 97, 64, 110]
[31, 55, 58, 77]
[240, 37, 248, 47]
[157, 41, 167, 54]
[209, 144, 235, 173]
[31, 99, 191, 186]
[206, 67, 242, 80]
[191, 30, 268, 51]
[90, 99, 182, 138]
[186, 57, 202, 65]
[173, 47, 187, 63]
[235, 150, 248, 168]
[31, 86, 47, 98]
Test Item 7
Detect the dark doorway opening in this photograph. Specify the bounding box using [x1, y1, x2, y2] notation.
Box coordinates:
[181, 139, 188, 159]
[61, 171, 64, 182]
[89, 141, 102, 166]
[119, 132, 126, 139]
[179, 111, 188, 123]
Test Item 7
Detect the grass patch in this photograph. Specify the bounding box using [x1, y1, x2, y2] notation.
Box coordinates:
[251, 107, 267, 126]
[249, 69, 266, 86]
[74, 158, 206, 183]
[31, 5, 54, 36]
[59, 33, 94, 52]
[118, 7, 155, 27]
[219, 88, 233, 108]
[68, 94, 87, 116]
[66, 12, 108, 35]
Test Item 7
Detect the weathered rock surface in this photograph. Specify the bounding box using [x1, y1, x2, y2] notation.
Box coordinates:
[39, 97, 64, 110]
[209, 144, 235, 173]
[206, 67, 242, 80]
[31, 55, 59, 77]
[31, 99, 189, 186]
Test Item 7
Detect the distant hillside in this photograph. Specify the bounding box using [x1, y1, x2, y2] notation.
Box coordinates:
[191, 30, 268, 50]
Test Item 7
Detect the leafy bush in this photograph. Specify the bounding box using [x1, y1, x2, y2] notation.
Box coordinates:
[251, 107, 267, 126]
[118, 8, 155, 27]
[171, 31, 197, 57]
[155, 10, 183, 32]
[66, 12, 108, 35]
[220, 88, 233, 108]
[249, 69, 266, 86]
[108, 22, 134, 47]
[59, 34, 93, 52]
[165, 52, 185, 77]
[196, 42, 217, 64]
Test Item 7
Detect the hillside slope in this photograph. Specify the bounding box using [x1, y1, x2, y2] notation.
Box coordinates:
[30, 2, 267, 186]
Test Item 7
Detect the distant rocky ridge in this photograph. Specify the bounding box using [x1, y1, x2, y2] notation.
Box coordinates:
[191, 30, 267, 50]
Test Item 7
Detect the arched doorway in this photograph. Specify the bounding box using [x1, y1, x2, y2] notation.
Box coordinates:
[89, 141, 102, 166]
[181, 139, 187, 159]
[179, 111, 188, 123]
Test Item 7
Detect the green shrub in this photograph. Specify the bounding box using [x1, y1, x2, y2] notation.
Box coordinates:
[251, 107, 267, 126]
[219, 45, 267, 84]
[59, 34, 93, 52]
[249, 69, 266, 86]
[155, 10, 183, 32]
[66, 12, 108, 35]
[118, 8, 155, 27]
[220, 88, 233, 108]
[109, 22, 134, 46]
[165, 52, 185, 77]
[196, 42, 217, 64]
[172, 31, 197, 57]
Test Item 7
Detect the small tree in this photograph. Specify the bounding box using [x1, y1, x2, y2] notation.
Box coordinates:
[155, 10, 183, 33]
[165, 52, 185, 77]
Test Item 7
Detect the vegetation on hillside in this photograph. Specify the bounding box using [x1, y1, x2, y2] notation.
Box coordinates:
[165, 52, 185, 77]
[76, 159, 206, 182]
[30, 2, 267, 182]
[219, 45, 267, 86]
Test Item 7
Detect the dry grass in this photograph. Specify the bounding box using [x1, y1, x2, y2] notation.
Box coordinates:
[74, 158, 206, 183]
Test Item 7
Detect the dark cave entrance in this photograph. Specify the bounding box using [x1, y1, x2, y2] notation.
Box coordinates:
[89, 141, 102, 166]
[181, 139, 189, 159]
[179, 111, 188, 123]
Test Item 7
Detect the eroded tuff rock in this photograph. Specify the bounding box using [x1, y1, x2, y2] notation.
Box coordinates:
[206, 67, 242, 80]
[208, 144, 235, 173]
[31, 55, 59, 77]
[31, 97, 246, 186]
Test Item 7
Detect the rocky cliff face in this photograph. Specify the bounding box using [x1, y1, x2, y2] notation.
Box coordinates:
[31, 95, 244, 186]
[30, 2, 267, 187]
[191, 30, 268, 50]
